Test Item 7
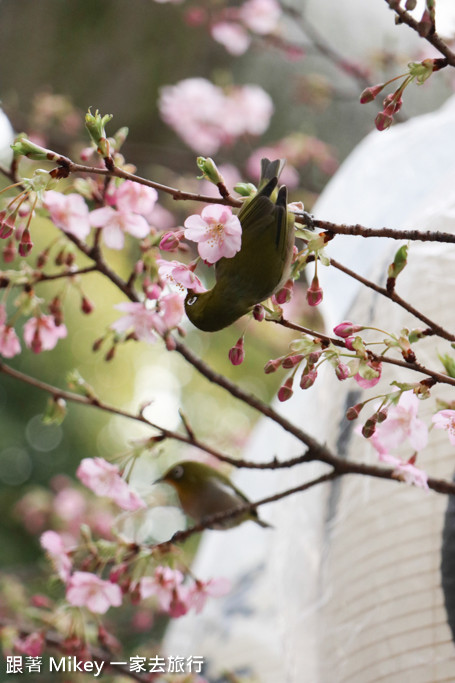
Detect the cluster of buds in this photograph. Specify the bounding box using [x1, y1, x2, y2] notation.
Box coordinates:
[360, 59, 441, 131]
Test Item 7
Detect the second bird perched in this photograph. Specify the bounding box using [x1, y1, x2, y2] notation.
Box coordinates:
[157, 460, 271, 529]
[185, 158, 295, 332]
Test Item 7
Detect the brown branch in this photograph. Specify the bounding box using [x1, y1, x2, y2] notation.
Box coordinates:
[313, 219, 455, 244]
[273, 317, 455, 387]
[153, 461, 455, 548]
[329, 257, 455, 342]
[383, 0, 455, 66]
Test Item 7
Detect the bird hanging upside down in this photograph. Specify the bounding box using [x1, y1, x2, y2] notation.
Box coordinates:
[184, 158, 295, 332]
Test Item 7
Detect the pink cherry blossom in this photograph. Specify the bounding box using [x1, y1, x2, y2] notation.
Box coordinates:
[159, 78, 273, 154]
[89, 206, 150, 249]
[43, 191, 91, 240]
[184, 205, 242, 264]
[239, 0, 282, 34]
[0, 306, 21, 358]
[111, 302, 162, 344]
[139, 566, 192, 617]
[159, 78, 229, 155]
[157, 258, 206, 293]
[223, 85, 274, 138]
[40, 530, 72, 582]
[66, 571, 122, 614]
[111, 181, 158, 216]
[23, 315, 67, 353]
[111, 295, 184, 342]
[432, 409, 455, 445]
[211, 22, 251, 55]
[380, 453, 429, 490]
[76, 457, 146, 511]
[371, 391, 428, 453]
[189, 577, 231, 613]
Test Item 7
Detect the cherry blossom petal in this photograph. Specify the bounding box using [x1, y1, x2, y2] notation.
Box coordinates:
[66, 571, 122, 614]
[211, 22, 251, 55]
[44, 191, 91, 240]
[76, 457, 146, 511]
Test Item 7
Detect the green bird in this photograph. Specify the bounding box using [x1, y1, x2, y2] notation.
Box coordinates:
[157, 460, 271, 530]
[185, 158, 295, 332]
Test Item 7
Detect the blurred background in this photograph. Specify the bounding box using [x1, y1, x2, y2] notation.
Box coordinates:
[0, 0, 454, 680]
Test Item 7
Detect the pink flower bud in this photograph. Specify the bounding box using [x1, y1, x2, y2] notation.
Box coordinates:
[282, 354, 304, 369]
[300, 369, 317, 390]
[360, 84, 384, 104]
[344, 336, 356, 351]
[0, 212, 15, 239]
[346, 403, 363, 420]
[383, 93, 402, 115]
[31, 328, 43, 354]
[165, 335, 177, 351]
[159, 230, 184, 252]
[81, 296, 94, 314]
[278, 377, 294, 402]
[335, 362, 350, 381]
[375, 111, 393, 131]
[253, 304, 265, 321]
[333, 321, 363, 338]
[306, 276, 323, 307]
[264, 357, 282, 373]
[307, 350, 322, 366]
[228, 336, 245, 366]
[362, 416, 377, 439]
[274, 279, 294, 305]
[18, 228, 33, 257]
[377, 408, 388, 423]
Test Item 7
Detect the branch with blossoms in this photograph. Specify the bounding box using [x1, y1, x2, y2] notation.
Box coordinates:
[2, 11, 455, 670]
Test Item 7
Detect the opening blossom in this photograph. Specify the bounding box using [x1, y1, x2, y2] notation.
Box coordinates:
[380, 453, 429, 490]
[76, 457, 146, 511]
[89, 206, 151, 250]
[157, 258, 206, 293]
[23, 315, 67, 353]
[66, 571, 122, 614]
[432, 410, 455, 446]
[184, 204, 242, 264]
[111, 294, 184, 342]
[370, 391, 428, 454]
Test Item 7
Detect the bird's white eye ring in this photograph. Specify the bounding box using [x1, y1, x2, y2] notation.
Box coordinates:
[172, 465, 184, 479]
[187, 295, 197, 306]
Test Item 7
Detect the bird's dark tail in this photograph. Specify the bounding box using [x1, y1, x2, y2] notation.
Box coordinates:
[259, 158, 286, 189]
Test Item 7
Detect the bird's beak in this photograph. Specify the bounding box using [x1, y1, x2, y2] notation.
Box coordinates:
[153, 475, 164, 485]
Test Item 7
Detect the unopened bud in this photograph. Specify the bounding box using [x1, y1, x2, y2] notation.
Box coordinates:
[362, 416, 378, 438]
[300, 369, 317, 390]
[346, 403, 363, 420]
[376, 408, 388, 423]
[274, 279, 294, 305]
[333, 321, 363, 338]
[105, 345, 116, 361]
[375, 111, 393, 131]
[278, 377, 294, 402]
[335, 362, 350, 381]
[18, 228, 33, 257]
[36, 249, 49, 269]
[0, 212, 15, 239]
[282, 354, 304, 369]
[264, 357, 282, 373]
[253, 304, 265, 322]
[81, 296, 94, 314]
[228, 336, 245, 366]
[196, 157, 225, 185]
[360, 83, 384, 104]
[306, 275, 323, 307]
[92, 337, 104, 352]
[159, 230, 184, 252]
